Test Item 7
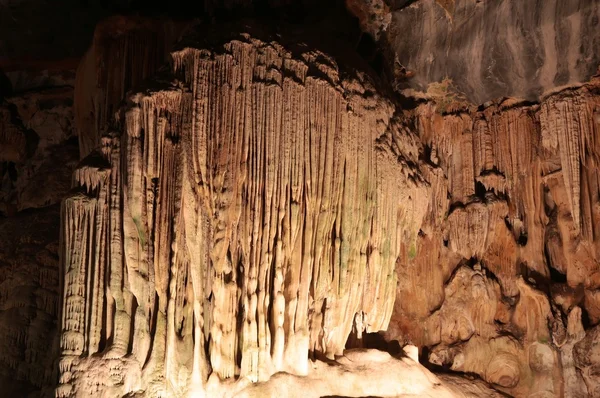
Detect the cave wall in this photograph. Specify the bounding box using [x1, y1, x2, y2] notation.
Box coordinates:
[56, 13, 600, 397]
[0, 58, 78, 397]
[0, 10, 192, 395]
[385, 77, 600, 397]
[387, 0, 600, 103]
[74, 16, 198, 160]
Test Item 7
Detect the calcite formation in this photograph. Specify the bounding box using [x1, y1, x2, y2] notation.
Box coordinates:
[0, 63, 77, 393]
[0, 2, 597, 397]
[57, 26, 430, 397]
[344, 0, 391, 40]
[386, 75, 600, 397]
[0, 14, 186, 395]
[387, 0, 600, 103]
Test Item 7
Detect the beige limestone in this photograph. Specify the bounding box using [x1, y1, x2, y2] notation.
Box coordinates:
[57, 28, 431, 397]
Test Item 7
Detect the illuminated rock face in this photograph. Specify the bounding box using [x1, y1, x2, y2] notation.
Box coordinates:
[387, 0, 600, 104]
[57, 27, 432, 397]
[2, 2, 600, 397]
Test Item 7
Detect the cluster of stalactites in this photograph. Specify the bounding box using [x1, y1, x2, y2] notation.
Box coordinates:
[57, 33, 427, 397]
[387, 80, 600, 396]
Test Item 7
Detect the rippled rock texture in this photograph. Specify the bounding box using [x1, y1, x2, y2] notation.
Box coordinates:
[2, 1, 599, 397]
[56, 8, 600, 396]
[0, 14, 187, 396]
[74, 16, 192, 159]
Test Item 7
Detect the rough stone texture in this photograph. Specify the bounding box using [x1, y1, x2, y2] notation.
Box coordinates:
[74, 16, 193, 159]
[345, 0, 391, 40]
[3, 88, 79, 212]
[0, 205, 61, 397]
[387, 0, 600, 103]
[2, 1, 600, 397]
[56, 8, 600, 397]
[383, 74, 600, 397]
[574, 323, 600, 397]
[437, 373, 508, 398]
[0, 14, 195, 397]
[0, 76, 78, 396]
[0, 20, 82, 393]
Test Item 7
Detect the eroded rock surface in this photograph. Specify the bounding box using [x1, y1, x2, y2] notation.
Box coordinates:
[574, 323, 600, 397]
[2, 1, 599, 397]
[385, 75, 600, 397]
[74, 16, 192, 159]
[0, 206, 61, 396]
[0, 71, 78, 397]
[54, 8, 600, 396]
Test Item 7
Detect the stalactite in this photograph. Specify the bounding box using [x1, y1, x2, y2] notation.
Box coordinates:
[57, 12, 600, 398]
[74, 16, 192, 160]
[58, 27, 432, 397]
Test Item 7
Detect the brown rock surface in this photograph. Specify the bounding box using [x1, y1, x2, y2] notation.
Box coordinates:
[55, 10, 600, 398]
[387, 0, 600, 103]
[383, 74, 600, 397]
[574, 322, 600, 397]
[0, 76, 77, 397]
[0, 14, 189, 396]
[74, 16, 193, 159]
[0, 205, 61, 396]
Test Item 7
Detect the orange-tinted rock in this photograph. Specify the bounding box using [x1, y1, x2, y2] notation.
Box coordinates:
[386, 75, 600, 397]
[51, 8, 600, 398]
[574, 323, 600, 397]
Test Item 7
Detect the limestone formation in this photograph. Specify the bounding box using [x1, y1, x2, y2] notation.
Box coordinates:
[2, 1, 600, 397]
[57, 24, 433, 397]
[0, 205, 62, 396]
[74, 16, 192, 159]
[0, 67, 78, 395]
[56, 11, 600, 397]
[574, 322, 600, 397]
[345, 0, 391, 40]
[387, 0, 600, 103]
